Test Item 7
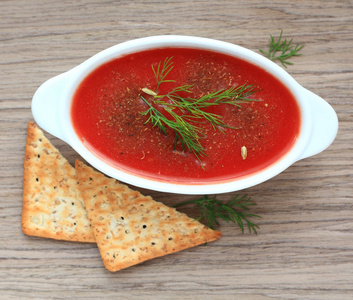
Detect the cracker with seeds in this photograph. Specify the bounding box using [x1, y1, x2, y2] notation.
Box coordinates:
[75, 160, 222, 272]
[22, 122, 95, 242]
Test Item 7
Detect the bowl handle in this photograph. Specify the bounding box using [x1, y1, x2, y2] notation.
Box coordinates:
[297, 88, 338, 160]
[31, 72, 70, 143]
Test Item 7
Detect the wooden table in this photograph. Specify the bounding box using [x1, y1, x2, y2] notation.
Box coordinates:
[1, 1, 352, 299]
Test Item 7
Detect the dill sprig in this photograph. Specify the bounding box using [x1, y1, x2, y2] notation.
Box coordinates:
[156, 84, 259, 131]
[152, 56, 175, 92]
[140, 57, 259, 163]
[260, 30, 304, 68]
[173, 195, 261, 234]
[140, 95, 207, 161]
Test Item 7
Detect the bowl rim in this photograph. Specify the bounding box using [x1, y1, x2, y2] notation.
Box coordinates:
[58, 35, 311, 194]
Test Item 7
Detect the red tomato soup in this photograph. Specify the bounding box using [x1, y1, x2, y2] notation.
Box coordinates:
[71, 47, 300, 183]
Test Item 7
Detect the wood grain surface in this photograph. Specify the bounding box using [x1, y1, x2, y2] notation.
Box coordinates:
[1, 1, 352, 299]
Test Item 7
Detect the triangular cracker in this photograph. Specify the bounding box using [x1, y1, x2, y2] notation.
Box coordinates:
[75, 160, 222, 272]
[22, 122, 95, 242]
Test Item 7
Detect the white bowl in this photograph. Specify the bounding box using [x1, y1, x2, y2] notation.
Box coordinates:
[32, 35, 338, 194]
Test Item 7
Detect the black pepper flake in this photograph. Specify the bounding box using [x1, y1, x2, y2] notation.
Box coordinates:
[142, 225, 147, 229]
[35, 178, 39, 182]
[120, 216, 124, 220]
[151, 242, 156, 245]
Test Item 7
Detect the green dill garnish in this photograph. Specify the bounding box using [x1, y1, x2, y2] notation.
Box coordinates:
[173, 194, 261, 234]
[152, 56, 175, 92]
[154, 84, 259, 132]
[140, 57, 259, 163]
[260, 30, 304, 68]
[140, 95, 207, 161]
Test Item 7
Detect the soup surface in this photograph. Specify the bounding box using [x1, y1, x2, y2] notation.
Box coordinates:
[71, 47, 300, 183]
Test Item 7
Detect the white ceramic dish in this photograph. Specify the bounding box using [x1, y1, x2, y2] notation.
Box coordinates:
[32, 35, 338, 194]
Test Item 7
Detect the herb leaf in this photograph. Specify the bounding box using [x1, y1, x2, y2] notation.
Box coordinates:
[152, 56, 175, 92]
[141, 57, 259, 163]
[260, 30, 304, 68]
[140, 95, 207, 163]
[155, 84, 259, 132]
[173, 195, 261, 234]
